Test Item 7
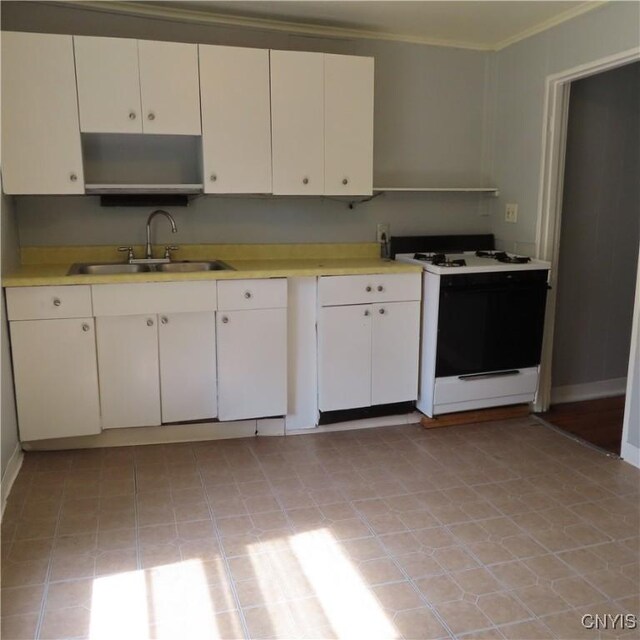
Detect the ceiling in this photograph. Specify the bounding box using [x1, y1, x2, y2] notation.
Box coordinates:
[76, 1, 604, 50]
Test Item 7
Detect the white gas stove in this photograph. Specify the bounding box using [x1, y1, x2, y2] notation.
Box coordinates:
[391, 235, 551, 418]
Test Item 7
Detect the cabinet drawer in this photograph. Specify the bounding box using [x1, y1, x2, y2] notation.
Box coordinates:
[217, 279, 287, 311]
[92, 282, 218, 316]
[6, 286, 92, 320]
[318, 273, 421, 306]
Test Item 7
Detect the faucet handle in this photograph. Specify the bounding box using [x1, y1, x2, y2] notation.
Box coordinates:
[118, 246, 135, 263]
[164, 245, 179, 260]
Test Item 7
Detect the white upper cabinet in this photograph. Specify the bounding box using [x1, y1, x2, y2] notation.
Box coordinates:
[324, 54, 374, 196]
[270, 50, 325, 195]
[1, 32, 84, 195]
[74, 36, 142, 134]
[138, 40, 201, 135]
[200, 45, 272, 193]
[74, 36, 201, 135]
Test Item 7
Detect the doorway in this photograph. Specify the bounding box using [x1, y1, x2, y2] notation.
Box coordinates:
[544, 62, 640, 454]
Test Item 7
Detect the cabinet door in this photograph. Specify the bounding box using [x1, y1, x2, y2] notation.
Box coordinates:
[1, 32, 84, 195]
[138, 40, 201, 135]
[200, 45, 272, 193]
[371, 302, 420, 405]
[74, 36, 143, 134]
[270, 50, 324, 195]
[96, 315, 161, 429]
[318, 305, 372, 411]
[217, 308, 287, 421]
[159, 312, 217, 423]
[10, 319, 100, 441]
[324, 54, 374, 196]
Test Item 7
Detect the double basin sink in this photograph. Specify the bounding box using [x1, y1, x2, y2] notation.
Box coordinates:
[68, 260, 233, 275]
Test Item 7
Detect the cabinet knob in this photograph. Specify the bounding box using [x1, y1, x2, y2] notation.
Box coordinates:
[129, 111, 137, 120]
[147, 112, 156, 121]
[160, 316, 168, 325]
[302, 177, 309, 185]
[221, 316, 229, 324]
[69, 173, 78, 182]
[210, 173, 217, 182]
[147, 318, 154, 327]
[52, 297, 62, 307]
[379, 308, 385, 315]
[82, 323, 90, 332]
[342, 178, 349, 185]
[364, 310, 370, 317]
[244, 291, 252, 299]
[377, 285, 384, 292]
[366, 286, 372, 292]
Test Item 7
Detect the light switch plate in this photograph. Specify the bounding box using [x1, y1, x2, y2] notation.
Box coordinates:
[505, 203, 518, 223]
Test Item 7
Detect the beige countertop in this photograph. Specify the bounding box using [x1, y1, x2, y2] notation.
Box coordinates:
[2, 243, 421, 287]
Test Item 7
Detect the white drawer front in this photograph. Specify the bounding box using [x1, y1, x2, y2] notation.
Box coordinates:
[6, 286, 92, 320]
[318, 273, 421, 306]
[92, 282, 218, 316]
[434, 367, 539, 406]
[217, 278, 287, 311]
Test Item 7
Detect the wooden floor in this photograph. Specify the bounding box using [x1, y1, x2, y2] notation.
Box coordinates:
[540, 395, 625, 454]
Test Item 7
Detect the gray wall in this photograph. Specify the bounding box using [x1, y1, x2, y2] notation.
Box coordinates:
[3, 1, 494, 247]
[487, 1, 640, 252]
[1, 190, 20, 478]
[552, 63, 640, 388]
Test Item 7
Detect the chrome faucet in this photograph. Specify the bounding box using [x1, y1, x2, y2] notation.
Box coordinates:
[145, 210, 177, 260]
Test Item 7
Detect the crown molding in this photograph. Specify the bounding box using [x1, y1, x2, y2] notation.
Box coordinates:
[494, 1, 607, 51]
[49, 0, 606, 53]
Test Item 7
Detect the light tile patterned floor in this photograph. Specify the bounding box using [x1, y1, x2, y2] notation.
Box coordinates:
[1, 417, 638, 639]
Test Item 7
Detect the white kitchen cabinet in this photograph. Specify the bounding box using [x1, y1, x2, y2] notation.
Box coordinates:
[159, 312, 217, 423]
[318, 305, 372, 411]
[318, 274, 421, 412]
[74, 36, 200, 135]
[324, 54, 374, 196]
[200, 45, 272, 193]
[96, 314, 162, 429]
[217, 308, 288, 421]
[1, 32, 84, 195]
[270, 50, 325, 195]
[371, 302, 420, 406]
[10, 318, 101, 441]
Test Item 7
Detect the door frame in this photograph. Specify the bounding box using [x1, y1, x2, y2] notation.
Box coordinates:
[534, 46, 640, 414]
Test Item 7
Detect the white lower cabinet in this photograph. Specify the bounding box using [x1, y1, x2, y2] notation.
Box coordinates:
[10, 318, 101, 441]
[159, 312, 217, 423]
[318, 274, 421, 412]
[96, 315, 162, 429]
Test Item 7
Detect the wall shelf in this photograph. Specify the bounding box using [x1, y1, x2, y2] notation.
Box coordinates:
[85, 183, 203, 195]
[347, 186, 499, 208]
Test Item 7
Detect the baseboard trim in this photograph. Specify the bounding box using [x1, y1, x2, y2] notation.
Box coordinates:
[551, 377, 627, 404]
[621, 441, 640, 469]
[287, 411, 421, 435]
[1, 444, 24, 518]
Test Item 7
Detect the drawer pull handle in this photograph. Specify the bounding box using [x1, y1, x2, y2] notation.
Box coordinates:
[53, 298, 62, 307]
[366, 286, 372, 292]
[342, 178, 349, 185]
[129, 111, 136, 120]
[364, 310, 370, 317]
[82, 323, 90, 332]
[147, 318, 154, 327]
[244, 291, 252, 299]
[210, 173, 217, 182]
[69, 173, 78, 182]
[160, 316, 168, 325]
[147, 112, 156, 121]
[458, 370, 520, 381]
[302, 177, 309, 185]
[379, 308, 385, 315]
[377, 285, 384, 292]
[222, 316, 229, 324]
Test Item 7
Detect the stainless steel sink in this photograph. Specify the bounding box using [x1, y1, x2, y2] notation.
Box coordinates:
[68, 260, 233, 275]
[68, 263, 152, 275]
[155, 260, 232, 273]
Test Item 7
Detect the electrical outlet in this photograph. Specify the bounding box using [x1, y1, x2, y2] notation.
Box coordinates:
[377, 223, 390, 243]
[505, 203, 518, 223]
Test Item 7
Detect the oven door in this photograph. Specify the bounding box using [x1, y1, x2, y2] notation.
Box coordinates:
[435, 270, 549, 378]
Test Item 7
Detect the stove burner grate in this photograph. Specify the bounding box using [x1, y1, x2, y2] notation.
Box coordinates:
[475, 250, 531, 264]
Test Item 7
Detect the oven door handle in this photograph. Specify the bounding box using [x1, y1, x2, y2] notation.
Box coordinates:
[458, 370, 521, 381]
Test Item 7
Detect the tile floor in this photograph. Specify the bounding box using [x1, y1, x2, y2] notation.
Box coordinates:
[1, 416, 639, 639]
